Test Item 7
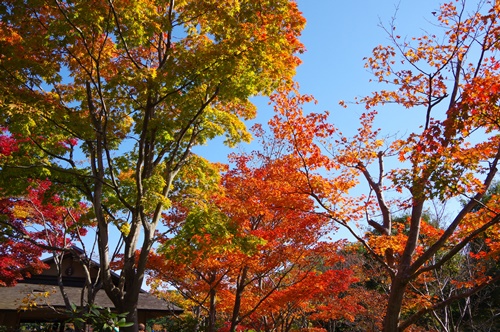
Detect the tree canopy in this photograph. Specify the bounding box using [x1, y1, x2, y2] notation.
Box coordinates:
[268, 1, 500, 331]
[0, 0, 305, 328]
[1, 1, 500, 332]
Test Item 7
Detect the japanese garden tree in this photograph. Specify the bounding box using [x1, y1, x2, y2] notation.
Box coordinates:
[0, 0, 305, 328]
[269, 1, 500, 331]
[147, 149, 357, 332]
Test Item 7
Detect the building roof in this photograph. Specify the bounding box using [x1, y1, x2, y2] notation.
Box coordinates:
[0, 283, 181, 313]
[0, 247, 183, 317]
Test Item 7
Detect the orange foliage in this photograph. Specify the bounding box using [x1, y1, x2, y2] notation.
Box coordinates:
[267, 1, 500, 331]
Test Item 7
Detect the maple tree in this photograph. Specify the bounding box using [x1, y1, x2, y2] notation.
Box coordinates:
[0, 173, 46, 287]
[147, 148, 356, 332]
[0, 131, 104, 319]
[0, 0, 305, 328]
[0, 177, 95, 311]
[268, 1, 500, 331]
[0, 207, 47, 287]
[0, 125, 91, 287]
[309, 243, 389, 332]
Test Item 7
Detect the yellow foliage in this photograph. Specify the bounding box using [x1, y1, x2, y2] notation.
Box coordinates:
[12, 205, 30, 219]
[120, 223, 131, 236]
[18, 289, 55, 311]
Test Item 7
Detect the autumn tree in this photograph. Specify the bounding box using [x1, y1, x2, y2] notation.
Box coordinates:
[147, 147, 356, 332]
[0, 138, 48, 286]
[0, 132, 107, 324]
[0, 177, 98, 312]
[268, 1, 500, 331]
[310, 242, 389, 332]
[0, 0, 305, 328]
[215, 152, 357, 332]
[0, 191, 48, 287]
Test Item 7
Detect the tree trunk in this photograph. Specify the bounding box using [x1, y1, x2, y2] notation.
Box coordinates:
[207, 285, 217, 332]
[383, 276, 408, 332]
[122, 302, 139, 332]
[229, 287, 243, 332]
[192, 306, 202, 332]
[229, 267, 248, 332]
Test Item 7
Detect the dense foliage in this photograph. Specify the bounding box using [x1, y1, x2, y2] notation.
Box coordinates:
[1, 1, 499, 332]
[0, 0, 305, 329]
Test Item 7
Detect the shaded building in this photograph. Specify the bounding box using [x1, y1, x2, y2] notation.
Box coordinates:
[0, 248, 182, 330]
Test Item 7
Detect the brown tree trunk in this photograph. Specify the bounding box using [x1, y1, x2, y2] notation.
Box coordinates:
[122, 301, 139, 332]
[229, 267, 249, 332]
[207, 286, 217, 332]
[383, 275, 409, 332]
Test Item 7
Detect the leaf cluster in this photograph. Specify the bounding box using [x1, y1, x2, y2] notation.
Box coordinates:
[67, 303, 133, 332]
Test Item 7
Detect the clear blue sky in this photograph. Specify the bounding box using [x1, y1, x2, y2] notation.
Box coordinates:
[192, 0, 449, 241]
[196, 0, 442, 162]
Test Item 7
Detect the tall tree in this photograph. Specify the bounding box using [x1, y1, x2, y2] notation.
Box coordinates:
[269, 1, 500, 330]
[147, 149, 353, 332]
[214, 152, 343, 332]
[0, 0, 305, 328]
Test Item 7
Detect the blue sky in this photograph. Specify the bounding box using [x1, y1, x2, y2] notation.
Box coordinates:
[79, 1, 450, 253]
[191, 1, 451, 241]
[195, 0, 442, 162]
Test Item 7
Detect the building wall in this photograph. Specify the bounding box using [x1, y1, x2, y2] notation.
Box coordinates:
[40, 254, 99, 280]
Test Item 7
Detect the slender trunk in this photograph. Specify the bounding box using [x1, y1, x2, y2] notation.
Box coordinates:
[383, 201, 424, 331]
[193, 306, 202, 332]
[383, 275, 408, 332]
[230, 267, 249, 332]
[207, 286, 217, 332]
